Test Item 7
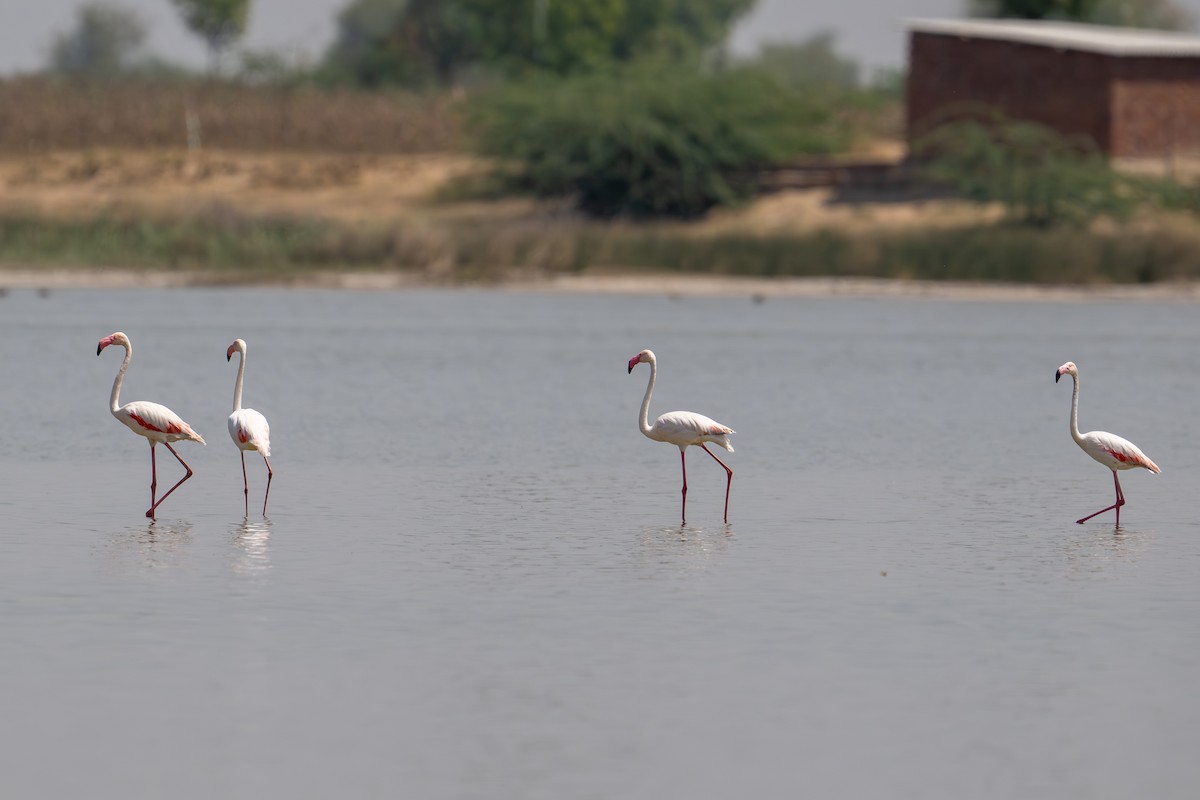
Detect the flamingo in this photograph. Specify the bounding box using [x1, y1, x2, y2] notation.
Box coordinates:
[628, 349, 735, 524]
[1055, 361, 1160, 526]
[97, 332, 206, 518]
[227, 338, 273, 516]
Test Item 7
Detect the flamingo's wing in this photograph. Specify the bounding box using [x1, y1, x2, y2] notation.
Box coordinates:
[654, 411, 735, 447]
[1084, 430, 1160, 473]
[229, 408, 271, 456]
[120, 401, 206, 444]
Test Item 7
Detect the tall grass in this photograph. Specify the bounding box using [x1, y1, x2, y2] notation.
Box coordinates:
[5, 210, 1200, 285]
[0, 76, 459, 154]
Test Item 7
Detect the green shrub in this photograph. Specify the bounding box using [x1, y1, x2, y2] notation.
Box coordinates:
[468, 62, 849, 218]
[913, 110, 1136, 227]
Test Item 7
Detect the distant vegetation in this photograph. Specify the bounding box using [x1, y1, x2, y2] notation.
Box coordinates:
[321, 0, 757, 87]
[467, 62, 851, 218]
[968, 0, 1193, 29]
[171, 0, 251, 72]
[11, 0, 1200, 284]
[914, 109, 1200, 227]
[914, 113, 1129, 227]
[0, 78, 458, 153]
[49, 3, 150, 76]
[6, 208, 1200, 285]
[33, 1, 896, 220]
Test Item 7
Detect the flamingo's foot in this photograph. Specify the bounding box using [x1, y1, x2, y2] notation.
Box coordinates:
[146, 508, 156, 519]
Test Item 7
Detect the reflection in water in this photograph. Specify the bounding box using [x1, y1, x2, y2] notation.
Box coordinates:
[636, 523, 734, 571]
[104, 519, 194, 572]
[1061, 527, 1153, 577]
[231, 517, 273, 576]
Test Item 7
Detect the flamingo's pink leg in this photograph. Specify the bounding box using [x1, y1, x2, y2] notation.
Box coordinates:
[1076, 470, 1125, 526]
[240, 451, 249, 516]
[147, 443, 158, 518]
[700, 445, 733, 524]
[679, 450, 688, 524]
[147, 442, 194, 517]
[262, 456, 273, 516]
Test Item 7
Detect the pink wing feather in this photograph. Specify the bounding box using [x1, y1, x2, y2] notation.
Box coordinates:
[117, 401, 206, 444]
[1082, 430, 1160, 473]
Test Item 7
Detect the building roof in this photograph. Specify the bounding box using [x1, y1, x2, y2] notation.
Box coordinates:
[906, 18, 1200, 58]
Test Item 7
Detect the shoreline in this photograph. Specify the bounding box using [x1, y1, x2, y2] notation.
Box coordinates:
[4, 266, 1200, 302]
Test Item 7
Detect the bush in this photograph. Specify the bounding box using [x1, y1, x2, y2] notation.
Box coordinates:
[468, 62, 849, 218]
[913, 109, 1137, 227]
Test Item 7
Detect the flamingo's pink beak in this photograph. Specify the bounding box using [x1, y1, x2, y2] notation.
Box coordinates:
[226, 343, 237, 361]
[96, 335, 113, 356]
[627, 355, 640, 374]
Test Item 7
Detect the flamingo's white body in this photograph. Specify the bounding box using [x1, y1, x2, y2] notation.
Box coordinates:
[628, 349, 734, 523]
[1056, 361, 1160, 526]
[97, 332, 205, 518]
[227, 338, 273, 516]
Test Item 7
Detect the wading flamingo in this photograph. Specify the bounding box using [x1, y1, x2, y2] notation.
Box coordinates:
[97, 332, 206, 519]
[1056, 361, 1160, 526]
[227, 338, 273, 516]
[628, 349, 734, 524]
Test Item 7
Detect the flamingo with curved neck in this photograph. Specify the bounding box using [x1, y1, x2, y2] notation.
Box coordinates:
[97, 331, 206, 519]
[227, 338, 273, 516]
[1055, 361, 1160, 527]
[629, 349, 735, 524]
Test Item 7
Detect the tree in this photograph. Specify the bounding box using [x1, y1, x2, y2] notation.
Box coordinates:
[324, 0, 756, 87]
[750, 33, 860, 91]
[470, 63, 846, 218]
[968, 0, 1101, 18]
[171, 0, 251, 72]
[969, 0, 1193, 28]
[49, 3, 147, 75]
[324, 0, 411, 86]
[1091, 0, 1194, 29]
[616, 0, 755, 61]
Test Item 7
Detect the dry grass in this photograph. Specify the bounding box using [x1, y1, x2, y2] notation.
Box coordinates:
[0, 149, 492, 226]
[0, 77, 459, 154]
[3, 147, 1200, 287]
[0, 148, 998, 233]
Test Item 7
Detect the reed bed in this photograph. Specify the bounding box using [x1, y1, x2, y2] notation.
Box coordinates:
[0, 77, 460, 154]
[5, 208, 1200, 286]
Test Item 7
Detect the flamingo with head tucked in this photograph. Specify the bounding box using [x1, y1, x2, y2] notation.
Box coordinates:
[227, 338, 273, 516]
[97, 332, 206, 519]
[1055, 361, 1160, 527]
[628, 349, 735, 524]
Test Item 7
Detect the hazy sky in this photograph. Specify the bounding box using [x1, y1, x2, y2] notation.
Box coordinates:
[3, 0, 1200, 76]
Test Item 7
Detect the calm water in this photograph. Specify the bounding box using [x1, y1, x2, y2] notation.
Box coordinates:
[2, 286, 1199, 799]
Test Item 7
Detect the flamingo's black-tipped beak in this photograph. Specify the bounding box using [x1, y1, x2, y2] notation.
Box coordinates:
[628, 365, 633, 374]
[227, 353, 232, 362]
[1055, 370, 1062, 383]
[96, 343, 102, 356]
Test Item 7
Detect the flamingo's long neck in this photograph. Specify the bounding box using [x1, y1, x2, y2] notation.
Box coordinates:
[639, 357, 656, 438]
[1069, 373, 1084, 445]
[232, 349, 246, 412]
[110, 344, 130, 415]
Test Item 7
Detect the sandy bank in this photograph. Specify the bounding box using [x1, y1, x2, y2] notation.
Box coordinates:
[4, 267, 1200, 303]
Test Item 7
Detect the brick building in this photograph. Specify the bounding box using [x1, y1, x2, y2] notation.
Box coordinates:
[906, 18, 1200, 160]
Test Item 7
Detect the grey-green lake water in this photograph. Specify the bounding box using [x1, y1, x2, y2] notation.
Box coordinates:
[2, 286, 1198, 799]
